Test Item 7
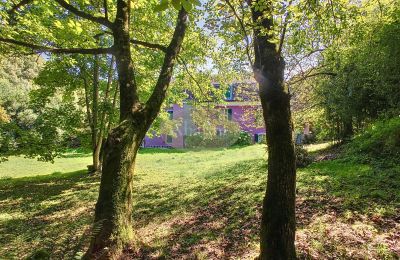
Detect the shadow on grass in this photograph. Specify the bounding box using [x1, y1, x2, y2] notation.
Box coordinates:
[0, 152, 399, 259]
[130, 159, 266, 259]
[0, 170, 99, 259]
[130, 157, 399, 259]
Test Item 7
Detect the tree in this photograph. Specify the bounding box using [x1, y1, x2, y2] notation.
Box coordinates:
[0, 0, 194, 257]
[246, 1, 296, 258]
[209, 0, 360, 256]
[288, 0, 400, 141]
[34, 54, 118, 171]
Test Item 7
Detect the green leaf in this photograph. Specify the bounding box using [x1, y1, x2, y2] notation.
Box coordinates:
[190, 0, 201, 6]
[54, 20, 63, 29]
[182, 0, 193, 12]
[181, 0, 192, 11]
[154, 0, 169, 12]
[171, 0, 181, 10]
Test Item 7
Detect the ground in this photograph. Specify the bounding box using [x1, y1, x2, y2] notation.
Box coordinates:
[0, 144, 399, 259]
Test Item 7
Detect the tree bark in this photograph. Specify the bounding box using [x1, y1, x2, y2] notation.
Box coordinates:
[85, 2, 188, 258]
[86, 112, 148, 259]
[248, 1, 297, 259]
[342, 117, 353, 141]
[92, 54, 101, 172]
[94, 55, 115, 172]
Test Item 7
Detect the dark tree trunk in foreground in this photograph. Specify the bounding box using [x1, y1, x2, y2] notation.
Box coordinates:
[248, 1, 297, 259]
[85, 4, 188, 258]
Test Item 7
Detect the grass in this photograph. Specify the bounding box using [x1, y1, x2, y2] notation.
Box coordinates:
[0, 156, 92, 179]
[0, 143, 399, 259]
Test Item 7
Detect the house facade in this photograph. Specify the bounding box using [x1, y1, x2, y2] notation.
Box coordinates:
[142, 83, 266, 148]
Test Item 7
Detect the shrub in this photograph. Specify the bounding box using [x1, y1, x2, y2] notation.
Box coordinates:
[185, 132, 240, 148]
[27, 249, 50, 260]
[344, 117, 400, 164]
[295, 145, 313, 168]
[232, 131, 252, 146]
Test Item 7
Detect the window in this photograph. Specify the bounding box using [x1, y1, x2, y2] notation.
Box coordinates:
[216, 128, 224, 136]
[167, 110, 173, 120]
[166, 135, 173, 143]
[255, 133, 265, 143]
[225, 85, 233, 100]
[225, 108, 233, 121]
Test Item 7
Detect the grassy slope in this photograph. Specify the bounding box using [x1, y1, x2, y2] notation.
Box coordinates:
[0, 142, 399, 259]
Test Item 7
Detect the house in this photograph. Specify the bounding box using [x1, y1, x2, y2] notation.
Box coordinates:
[142, 83, 266, 148]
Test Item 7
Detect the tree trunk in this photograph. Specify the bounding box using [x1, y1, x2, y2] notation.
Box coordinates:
[342, 116, 353, 141]
[86, 112, 148, 259]
[248, 1, 297, 259]
[85, 2, 188, 258]
[259, 85, 297, 260]
[92, 54, 101, 172]
[94, 55, 115, 173]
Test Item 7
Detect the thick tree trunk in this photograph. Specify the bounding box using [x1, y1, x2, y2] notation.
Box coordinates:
[86, 45, 140, 260]
[248, 0, 297, 259]
[85, 2, 188, 258]
[259, 83, 297, 260]
[86, 113, 148, 259]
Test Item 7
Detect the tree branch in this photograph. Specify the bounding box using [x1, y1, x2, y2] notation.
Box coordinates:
[224, 0, 254, 68]
[177, 56, 208, 98]
[103, 0, 109, 20]
[145, 8, 188, 118]
[130, 39, 168, 52]
[54, 0, 113, 28]
[278, 0, 293, 56]
[0, 37, 114, 54]
[7, 0, 33, 14]
[288, 71, 336, 85]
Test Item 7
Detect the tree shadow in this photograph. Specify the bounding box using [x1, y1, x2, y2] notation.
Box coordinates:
[0, 170, 99, 259]
[129, 157, 399, 259]
[129, 159, 266, 259]
[1, 152, 398, 259]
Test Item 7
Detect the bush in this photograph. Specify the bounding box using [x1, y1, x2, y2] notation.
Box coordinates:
[232, 131, 252, 146]
[344, 117, 400, 164]
[295, 145, 313, 168]
[185, 132, 240, 148]
[27, 249, 50, 260]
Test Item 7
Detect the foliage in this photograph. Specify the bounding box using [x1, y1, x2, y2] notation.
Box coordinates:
[183, 105, 242, 148]
[0, 106, 10, 123]
[295, 145, 313, 168]
[147, 110, 182, 138]
[191, 105, 240, 138]
[185, 132, 240, 148]
[26, 249, 50, 260]
[232, 131, 252, 146]
[33, 55, 119, 151]
[0, 55, 68, 162]
[292, 1, 400, 140]
[343, 117, 400, 165]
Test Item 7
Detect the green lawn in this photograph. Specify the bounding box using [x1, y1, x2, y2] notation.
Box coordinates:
[0, 153, 92, 179]
[0, 145, 398, 259]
